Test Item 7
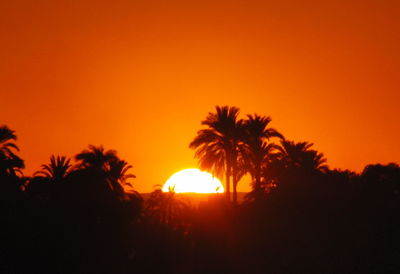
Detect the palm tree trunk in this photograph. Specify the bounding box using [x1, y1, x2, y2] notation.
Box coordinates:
[225, 169, 231, 202]
[232, 161, 238, 206]
[232, 178, 238, 205]
[254, 163, 261, 201]
[225, 163, 231, 202]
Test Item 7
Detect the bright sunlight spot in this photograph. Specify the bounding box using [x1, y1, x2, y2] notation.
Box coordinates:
[163, 168, 224, 193]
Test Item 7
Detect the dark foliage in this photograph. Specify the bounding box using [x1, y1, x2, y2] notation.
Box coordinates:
[1, 121, 399, 274]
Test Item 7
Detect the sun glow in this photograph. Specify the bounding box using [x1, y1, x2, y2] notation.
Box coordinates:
[163, 168, 224, 193]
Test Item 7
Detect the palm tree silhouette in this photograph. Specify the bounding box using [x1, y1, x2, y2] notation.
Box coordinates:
[75, 145, 118, 171]
[278, 140, 328, 172]
[242, 114, 283, 199]
[146, 185, 190, 227]
[107, 159, 136, 196]
[189, 106, 243, 203]
[34, 155, 72, 182]
[75, 145, 135, 198]
[0, 125, 24, 177]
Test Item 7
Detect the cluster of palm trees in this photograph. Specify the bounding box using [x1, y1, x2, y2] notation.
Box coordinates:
[0, 127, 137, 199]
[190, 106, 328, 204]
[0, 125, 135, 193]
[0, 125, 183, 226]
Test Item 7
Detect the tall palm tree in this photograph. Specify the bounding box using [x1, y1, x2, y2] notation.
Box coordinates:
[34, 155, 72, 182]
[0, 126, 24, 177]
[189, 106, 243, 203]
[242, 114, 283, 199]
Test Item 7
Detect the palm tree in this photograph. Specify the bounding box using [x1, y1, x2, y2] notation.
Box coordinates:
[278, 140, 328, 172]
[107, 159, 136, 196]
[0, 125, 24, 177]
[146, 185, 190, 227]
[242, 114, 283, 199]
[75, 145, 118, 171]
[34, 155, 72, 182]
[189, 106, 243, 204]
[75, 145, 135, 198]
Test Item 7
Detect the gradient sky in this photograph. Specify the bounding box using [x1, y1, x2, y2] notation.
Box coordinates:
[1, 0, 399, 192]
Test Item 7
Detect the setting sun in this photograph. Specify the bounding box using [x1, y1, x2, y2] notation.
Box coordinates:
[162, 168, 224, 193]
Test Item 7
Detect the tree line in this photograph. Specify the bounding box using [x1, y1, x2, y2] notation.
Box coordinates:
[1, 106, 399, 273]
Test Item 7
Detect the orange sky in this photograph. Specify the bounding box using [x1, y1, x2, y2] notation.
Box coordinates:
[1, 0, 399, 192]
